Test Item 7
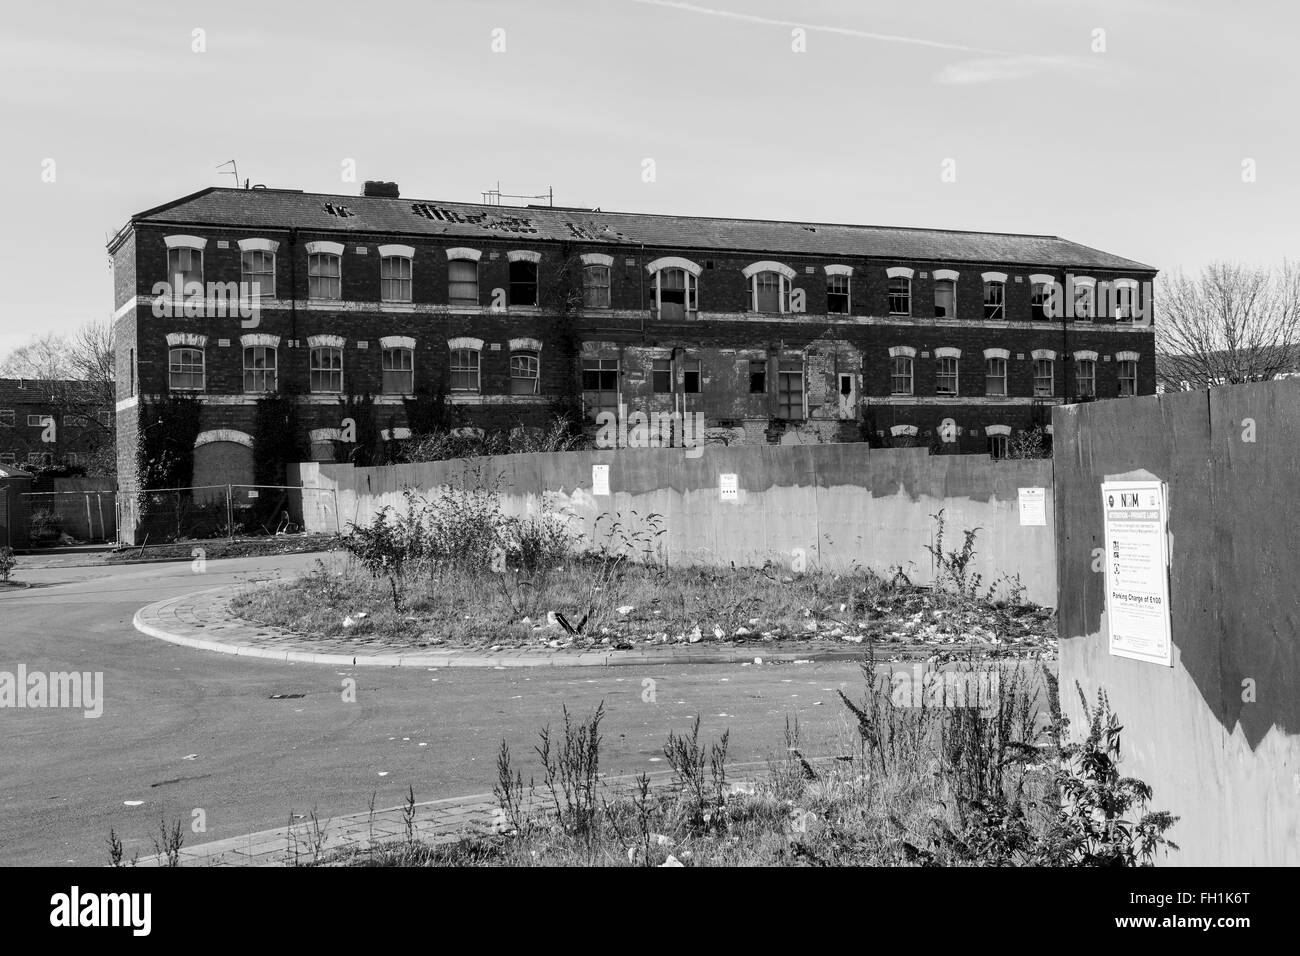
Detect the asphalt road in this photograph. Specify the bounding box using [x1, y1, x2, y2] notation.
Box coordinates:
[0, 554, 870, 865]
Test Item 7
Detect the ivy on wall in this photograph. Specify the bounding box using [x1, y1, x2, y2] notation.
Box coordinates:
[403, 376, 459, 435]
[253, 394, 305, 486]
[136, 392, 203, 490]
[336, 393, 383, 466]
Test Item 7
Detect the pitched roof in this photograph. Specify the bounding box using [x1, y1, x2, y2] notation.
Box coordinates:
[125, 186, 1156, 273]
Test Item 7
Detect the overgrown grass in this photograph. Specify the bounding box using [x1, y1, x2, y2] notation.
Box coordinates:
[331, 662, 1178, 867]
[229, 475, 1053, 650]
[229, 554, 1055, 650]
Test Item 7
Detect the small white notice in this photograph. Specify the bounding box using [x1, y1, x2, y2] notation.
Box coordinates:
[247, 490, 259, 499]
[719, 473, 738, 501]
[1101, 480, 1173, 666]
[592, 464, 610, 497]
[1017, 487, 1046, 526]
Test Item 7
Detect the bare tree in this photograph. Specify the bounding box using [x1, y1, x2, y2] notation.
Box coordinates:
[1156, 262, 1300, 391]
[0, 319, 116, 473]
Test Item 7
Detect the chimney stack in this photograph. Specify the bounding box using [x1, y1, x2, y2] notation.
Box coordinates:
[362, 181, 400, 198]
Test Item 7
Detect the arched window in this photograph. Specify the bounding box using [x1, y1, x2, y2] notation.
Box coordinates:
[508, 251, 540, 307]
[825, 265, 852, 314]
[379, 245, 414, 302]
[243, 345, 277, 392]
[382, 345, 414, 394]
[744, 262, 796, 313]
[935, 347, 961, 395]
[889, 346, 915, 396]
[1071, 277, 1096, 320]
[446, 248, 481, 306]
[239, 239, 278, 298]
[306, 241, 343, 300]
[165, 236, 205, 299]
[510, 350, 540, 395]
[887, 267, 913, 316]
[581, 253, 613, 309]
[982, 272, 1007, 320]
[451, 349, 480, 391]
[169, 347, 204, 391]
[984, 348, 1009, 396]
[1029, 274, 1055, 321]
[1032, 349, 1057, 396]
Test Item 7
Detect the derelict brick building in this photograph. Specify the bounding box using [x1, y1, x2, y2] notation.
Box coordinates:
[107, 181, 1156, 496]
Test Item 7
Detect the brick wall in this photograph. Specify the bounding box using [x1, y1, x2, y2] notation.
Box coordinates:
[112, 220, 1157, 493]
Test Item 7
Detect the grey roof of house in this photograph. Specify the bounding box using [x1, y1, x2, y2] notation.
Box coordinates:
[124, 187, 1157, 273]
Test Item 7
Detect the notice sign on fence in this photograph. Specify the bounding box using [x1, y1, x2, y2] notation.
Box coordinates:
[1018, 487, 1046, 526]
[719, 473, 738, 501]
[592, 464, 610, 497]
[1101, 480, 1173, 666]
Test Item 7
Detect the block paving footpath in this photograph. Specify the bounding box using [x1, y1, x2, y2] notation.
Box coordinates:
[133, 583, 964, 668]
[136, 764, 774, 867]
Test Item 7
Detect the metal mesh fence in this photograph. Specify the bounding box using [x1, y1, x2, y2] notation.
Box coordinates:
[20, 490, 118, 546]
[119, 484, 340, 545]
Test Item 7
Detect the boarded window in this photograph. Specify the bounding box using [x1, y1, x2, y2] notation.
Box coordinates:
[777, 360, 803, 420]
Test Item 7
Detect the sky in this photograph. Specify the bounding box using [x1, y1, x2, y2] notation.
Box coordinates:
[2, 0, 1297, 360]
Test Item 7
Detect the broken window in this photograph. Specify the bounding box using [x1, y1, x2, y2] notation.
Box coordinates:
[888, 277, 911, 316]
[827, 274, 850, 314]
[308, 253, 341, 300]
[582, 358, 619, 410]
[1076, 359, 1096, 397]
[985, 357, 1007, 396]
[777, 360, 804, 420]
[934, 279, 955, 319]
[749, 360, 767, 393]
[243, 345, 277, 393]
[654, 268, 696, 319]
[988, 434, 1008, 460]
[753, 271, 788, 313]
[1034, 359, 1054, 396]
[382, 347, 414, 394]
[1030, 281, 1049, 321]
[510, 350, 539, 395]
[380, 255, 412, 302]
[448, 259, 479, 306]
[309, 347, 343, 393]
[936, 356, 959, 395]
[683, 359, 701, 394]
[509, 260, 538, 307]
[583, 265, 611, 309]
[983, 280, 1005, 320]
[1114, 283, 1136, 322]
[450, 348, 480, 392]
[651, 358, 672, 393]
[1074, 284, 1094, 319]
